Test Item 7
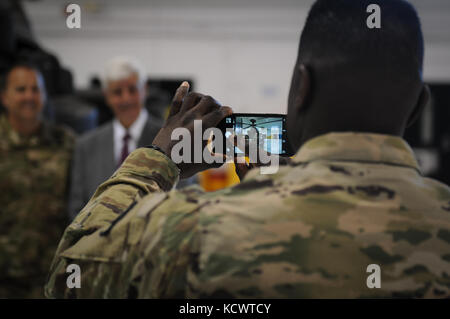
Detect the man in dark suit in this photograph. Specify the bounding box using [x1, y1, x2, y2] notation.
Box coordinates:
[68, 56, 163, 219]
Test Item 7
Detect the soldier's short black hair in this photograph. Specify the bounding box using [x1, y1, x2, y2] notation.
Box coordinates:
[298, 0, 424, 80]
[0, 62, 44, 92]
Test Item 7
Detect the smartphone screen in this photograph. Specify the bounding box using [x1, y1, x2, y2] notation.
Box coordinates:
[218, 113, 294, 157]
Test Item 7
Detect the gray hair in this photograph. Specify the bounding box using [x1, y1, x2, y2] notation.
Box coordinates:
[102, 56, 146, 89]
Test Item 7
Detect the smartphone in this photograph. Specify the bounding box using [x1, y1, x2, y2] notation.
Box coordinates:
[217, 113, 294, 157]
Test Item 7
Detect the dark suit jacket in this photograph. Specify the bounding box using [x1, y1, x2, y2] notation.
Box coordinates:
[68, 115, 162, 219]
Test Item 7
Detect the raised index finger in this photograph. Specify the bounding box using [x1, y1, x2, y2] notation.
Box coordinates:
[169, 81, 190, 117]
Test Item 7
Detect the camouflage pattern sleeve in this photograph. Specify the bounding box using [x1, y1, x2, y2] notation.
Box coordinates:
[44, 147, 180, 298]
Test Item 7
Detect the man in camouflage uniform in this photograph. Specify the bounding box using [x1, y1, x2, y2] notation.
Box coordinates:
[46, 0, 450, 298]
[0, 63, 74, 298]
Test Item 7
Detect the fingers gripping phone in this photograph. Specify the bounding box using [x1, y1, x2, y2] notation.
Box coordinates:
[217, 113, 295, 157]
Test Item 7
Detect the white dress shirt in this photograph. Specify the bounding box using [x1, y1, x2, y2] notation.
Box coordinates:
[113, 108, 149, 166]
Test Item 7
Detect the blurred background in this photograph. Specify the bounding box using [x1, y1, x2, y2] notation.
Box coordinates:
[1, 0, 450, 189]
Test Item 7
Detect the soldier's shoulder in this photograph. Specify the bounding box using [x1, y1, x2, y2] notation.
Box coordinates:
[421, 176, 450, 215]
[422, 176, 450, 197]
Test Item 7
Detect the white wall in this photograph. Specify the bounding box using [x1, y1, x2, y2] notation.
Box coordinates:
[23, 0, 450, 113]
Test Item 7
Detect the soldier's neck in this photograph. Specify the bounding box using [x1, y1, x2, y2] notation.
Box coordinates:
[8, 115, 41, 137]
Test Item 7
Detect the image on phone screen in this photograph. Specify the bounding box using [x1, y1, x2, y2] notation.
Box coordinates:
[219, 113, 293, 157]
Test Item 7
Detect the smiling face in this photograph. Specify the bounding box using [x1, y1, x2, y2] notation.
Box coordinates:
[2, 67, 45, 124]
[104, 73, 146, 128]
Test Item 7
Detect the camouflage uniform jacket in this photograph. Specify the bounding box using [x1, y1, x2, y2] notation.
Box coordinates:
[45, 132, 450, 298]
[0, 115, 74, 298]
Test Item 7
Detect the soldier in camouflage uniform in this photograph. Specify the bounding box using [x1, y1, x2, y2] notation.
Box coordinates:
[0, 63, 74, 298]
[46, 0, 450, 298]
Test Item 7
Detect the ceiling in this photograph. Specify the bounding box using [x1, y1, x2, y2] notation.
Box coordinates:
[23, 0, 450, 44]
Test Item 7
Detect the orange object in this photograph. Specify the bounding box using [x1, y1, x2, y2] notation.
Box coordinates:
[199, 163, 240, 192]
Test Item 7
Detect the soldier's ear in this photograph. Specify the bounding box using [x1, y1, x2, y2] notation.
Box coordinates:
[286, 63, 312, 151]
[407, 84, 430, 128]
[293, 64, 311, 115]
[299, 64, 311, 112]
[288, 63, 311, 128]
